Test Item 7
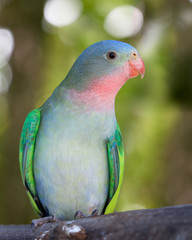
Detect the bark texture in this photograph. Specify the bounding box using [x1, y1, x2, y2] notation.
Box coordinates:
[0, 204, 192, 240]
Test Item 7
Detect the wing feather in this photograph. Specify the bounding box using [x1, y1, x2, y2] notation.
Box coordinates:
[104, 123, 124, 214]
[19, 109, 45, 216]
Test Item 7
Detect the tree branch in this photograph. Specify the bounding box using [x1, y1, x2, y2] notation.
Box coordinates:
[0, 204, 192, 240]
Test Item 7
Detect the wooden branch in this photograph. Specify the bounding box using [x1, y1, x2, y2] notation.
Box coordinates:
[1, 204, 192, 240]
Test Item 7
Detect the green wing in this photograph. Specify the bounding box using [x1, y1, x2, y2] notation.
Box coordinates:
[19, 109, 45, 216]
[104, 123, 124, 214]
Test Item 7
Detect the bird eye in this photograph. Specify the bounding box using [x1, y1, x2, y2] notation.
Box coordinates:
[107, 51, 117, 60]
[132, 52, 137, 57]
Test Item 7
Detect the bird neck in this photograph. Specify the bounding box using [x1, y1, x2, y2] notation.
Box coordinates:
[66, 71, 128, 113]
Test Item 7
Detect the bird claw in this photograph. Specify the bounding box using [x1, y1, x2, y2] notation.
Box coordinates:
[90, 208, 98, 216]
[31, 214, 58, 231]
[74, 210, 86, 219]
[74, 208, 98, 219]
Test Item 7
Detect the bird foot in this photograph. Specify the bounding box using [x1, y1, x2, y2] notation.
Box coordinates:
[74, 208, 98, 219]
[31, 214, 58, 231]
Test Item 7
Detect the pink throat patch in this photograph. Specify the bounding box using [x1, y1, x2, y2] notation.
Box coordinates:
[67, 63, 138, 112]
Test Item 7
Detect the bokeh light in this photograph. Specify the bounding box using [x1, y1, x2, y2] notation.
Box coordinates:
[0, 64, 12, 95]
[44, 0, 83, 27]
[0, 28, 14, 68]
[179, 9, 192, 26]
[104, 5, 143, 38]
[137, 20, 164, 57]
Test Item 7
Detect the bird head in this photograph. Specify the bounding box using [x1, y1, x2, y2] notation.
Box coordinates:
[65, 40, 145, 111]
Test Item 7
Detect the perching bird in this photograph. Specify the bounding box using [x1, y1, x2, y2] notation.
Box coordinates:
[19, 40, 145, 221]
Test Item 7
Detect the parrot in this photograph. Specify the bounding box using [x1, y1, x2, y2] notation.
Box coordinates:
[19, 40, 145, 222]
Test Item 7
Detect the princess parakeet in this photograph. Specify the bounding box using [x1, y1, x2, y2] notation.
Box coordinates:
[19, 40, 145, 220]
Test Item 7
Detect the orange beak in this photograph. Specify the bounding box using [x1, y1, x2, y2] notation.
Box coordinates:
[129, 56, 145, 79]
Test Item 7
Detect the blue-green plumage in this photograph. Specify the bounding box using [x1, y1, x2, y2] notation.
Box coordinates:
[34, 97, 117, 219]
[19, 40, 145, 220]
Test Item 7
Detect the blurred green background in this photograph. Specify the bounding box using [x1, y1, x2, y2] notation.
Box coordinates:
[0, 0, 192, 224]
